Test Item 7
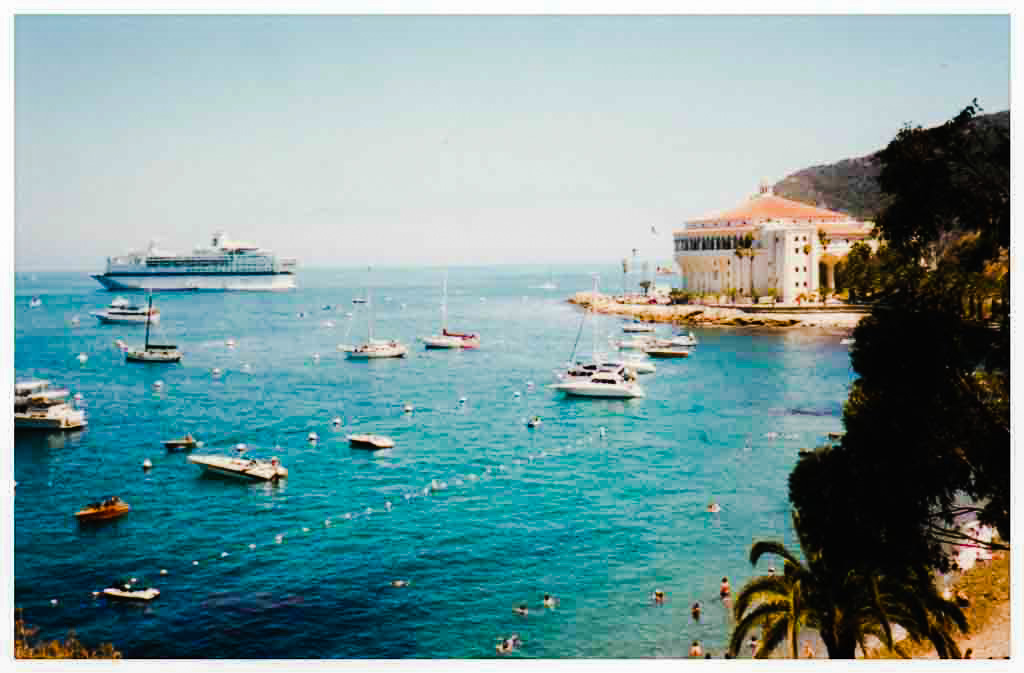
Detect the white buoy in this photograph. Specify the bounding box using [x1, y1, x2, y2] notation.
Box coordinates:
[77, 353, 88, 363]
[385, 501, 392, 511]
[345, 312, 353, 317]
[70, 317, 80, 326]
[422, 486, 430, 495]
[312, 353, 320, 362]
[160, 569, 168, 575]
[302, 527, 310, 533]
[242, 363, 252, 371]
[235, 443, 247, 452]
[365, 507, 373, 515]
[468, 473, 478, 481]
[142, 458, 152, 470]
[459, 397, 467, 404]
[212, 367, 222, 377]
[345, 512, 352, 519]
[308, 432, 319, 442]
[454, 479, 463, 486]
[152, 380, 164, 391]
[275, 534, 283, 544]
[513, 391, 521, 398]
[599, 426, 607, 437]
[249, 544, 256, 550]
[324, 519, 331, 526]
[130, 577, 137, 584]
[73, 393, 83, 402]
[526, 381, 534, 388]
[332, 417, 342, 426]
[192, 561, 199, 566]
[323, 321, 334, 328]
[404, 493, 413, 500]
[50, 599, 58, 606]
[403, 404, 414, 413]
[92, 591, 100, 597]
[226, 339, 236, 347]
[221, 552, 229, 557]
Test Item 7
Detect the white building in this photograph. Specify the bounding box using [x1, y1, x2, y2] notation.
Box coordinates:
[673, 183, 876, 304]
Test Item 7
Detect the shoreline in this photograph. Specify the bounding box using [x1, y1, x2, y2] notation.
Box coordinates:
[568, 292, 866, 331]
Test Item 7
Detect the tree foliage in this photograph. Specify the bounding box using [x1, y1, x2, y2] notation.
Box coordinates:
[14, 609, 121, 659]
[729, 518, 967, 659]
[788, 101, 1010, 574]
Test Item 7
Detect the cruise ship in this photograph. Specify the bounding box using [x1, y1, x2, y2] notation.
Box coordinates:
[92, 232, 297, 291]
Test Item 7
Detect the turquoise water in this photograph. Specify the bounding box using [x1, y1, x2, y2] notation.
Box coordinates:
[13, 266, 853, 658]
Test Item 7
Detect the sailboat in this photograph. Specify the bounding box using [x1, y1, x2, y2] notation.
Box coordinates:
[343, 288, 408, 359]
[125, 294, 182, 363]
[421, 272, 480, 349]
[550, 276, 646, 399]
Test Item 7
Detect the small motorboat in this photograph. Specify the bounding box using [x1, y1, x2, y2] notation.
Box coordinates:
[622, 321, 655, 333]
[527, 416, 542, 428]
[75, 497, 131, 521]
[612, 335, 656, 350]
[162, 434, 199, 451]
[347, 434, 395, 450]
[29, 296, 42, 308]
[669, 331, 698, 347]
[91, 296, 160, 325]
[352, 297, 368, 304]
[188, 454, 288, 481]
[102, 586, 160, 601]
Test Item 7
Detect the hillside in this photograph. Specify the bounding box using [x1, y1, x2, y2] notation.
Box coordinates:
[773, 110, 1009, 221]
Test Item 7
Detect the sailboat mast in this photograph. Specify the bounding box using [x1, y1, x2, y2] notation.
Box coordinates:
[442, 272, 448, 332]
[591, 276, 599, 361]
[368, 287, 374, 342]
[144, 292, 153, 350]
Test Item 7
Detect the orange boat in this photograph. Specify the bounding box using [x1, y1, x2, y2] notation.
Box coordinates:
[75, 497, 131, 521]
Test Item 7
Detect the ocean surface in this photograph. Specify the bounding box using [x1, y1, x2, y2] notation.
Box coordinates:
[12, 266, 854, 658]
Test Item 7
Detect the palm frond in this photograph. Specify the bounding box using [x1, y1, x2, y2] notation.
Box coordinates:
[729, 600, 791, 657]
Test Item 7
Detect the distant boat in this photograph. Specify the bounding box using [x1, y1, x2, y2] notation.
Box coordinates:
[28, 296, 42, 308]
[344, 289, 408, 359]
[124, 295, 182, 363]
[91, 296, 160, 325]
[422, 272, 480, 349]
[14, 380, 87, 431]
[622, 321, 655, 333]
[644, 346, 691, 359]
[103, 586, 160, 601]
[162, 434, 199, 451]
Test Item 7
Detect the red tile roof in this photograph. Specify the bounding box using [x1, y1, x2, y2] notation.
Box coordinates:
[688, 193, 849, 224]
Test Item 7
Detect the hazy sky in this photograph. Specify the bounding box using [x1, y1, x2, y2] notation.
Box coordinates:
[14, 14, 1010, 271]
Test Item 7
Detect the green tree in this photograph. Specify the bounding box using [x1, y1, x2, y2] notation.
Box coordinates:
[729, 518, 967, 659]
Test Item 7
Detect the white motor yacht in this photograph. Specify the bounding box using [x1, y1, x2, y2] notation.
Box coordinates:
[622, 320, 655, 333]
[611, 335, 656, 350]
[14, 380, 87, 430]
[669, 331, 698, 347]
[550, 364, 646, 398]
[91, 297, 160, 325]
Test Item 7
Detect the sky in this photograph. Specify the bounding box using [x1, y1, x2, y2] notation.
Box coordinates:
[13, 13, 1011, 271]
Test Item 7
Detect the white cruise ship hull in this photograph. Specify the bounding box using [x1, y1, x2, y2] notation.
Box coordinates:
[93, 273, 296, 292]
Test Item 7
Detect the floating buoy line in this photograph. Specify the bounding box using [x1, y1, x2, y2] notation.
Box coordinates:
[30, 426, 616, 618]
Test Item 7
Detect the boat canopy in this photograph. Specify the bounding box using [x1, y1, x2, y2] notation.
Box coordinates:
[15, 380, 50, 395]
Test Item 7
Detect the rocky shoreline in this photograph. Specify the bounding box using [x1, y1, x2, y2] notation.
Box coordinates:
[568, 292, 865, 330]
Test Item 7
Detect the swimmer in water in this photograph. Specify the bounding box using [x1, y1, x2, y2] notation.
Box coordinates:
[707, 501, 721, 513]
[720, 577, 731, 598]
[652, 589, 665, 604]
[691, 601, 701, 620]
[689, 641, 703, 657]
[515, 604, 529, 617]
[749, 635, 760, 656]
[543, 594, 556, 609]
[768, 565, 776, 577]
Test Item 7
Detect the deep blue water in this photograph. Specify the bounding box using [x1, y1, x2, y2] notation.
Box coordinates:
[13, 266, 853, 658]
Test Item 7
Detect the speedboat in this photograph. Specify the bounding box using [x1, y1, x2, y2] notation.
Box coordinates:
[14, 380, 87, 430]
[91, 297, 160, 325]
[611, 335, 656, 350]
[187, 454, 288, 481]
[124, 295, 181, 362]
[75, 497, 131, 521]
[348, 434, 395, 450]
[550, 364, 646, 398]
[162, 434, 199, 451]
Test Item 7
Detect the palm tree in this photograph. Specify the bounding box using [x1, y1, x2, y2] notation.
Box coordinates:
[728, 518, 967, 659]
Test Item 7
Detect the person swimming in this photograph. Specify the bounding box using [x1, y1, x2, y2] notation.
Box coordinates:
[707, 502, 721, 513]
[689, 641, 703, 657]
[543, 594, 556, 609]
[515, 604, 529, 616]
[495, 634, 522, 653]
[652, 589, 665, 604]
[720, 577, 731, 598]
[691, 602, 701, 620]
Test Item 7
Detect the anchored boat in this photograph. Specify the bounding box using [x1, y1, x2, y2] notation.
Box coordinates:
[14, 380, 87, 431]
[187, 454, 288, 481]
[91, 296, 160, 325]
[347, 434, 395, 450]
[124, 294, 182, 363]
[75, 497, 131, 522]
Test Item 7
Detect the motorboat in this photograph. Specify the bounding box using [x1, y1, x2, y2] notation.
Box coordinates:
[90, 297, 160, 325]
[422, 272, 480, 349]
[344, 288, 407, 359]
[75, 497, 131, 521]
[103, 586, 160, 601]
[550, 364, 646, 398]
[352, 297, 367, 304]
[622, 320, 655, 333]
[644, 345, 691, 358]
[14, 380, 87, 430]
[561, 357, 655, 377]
[348, 434, 395, 450]
[124, 294, 182, 363]
[611, 335, 656, 350]
[187, 454, 288, 481]
[162, 434, 199, 451]
[669, 331, 698, 347]
[527, 416, 542, 428]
